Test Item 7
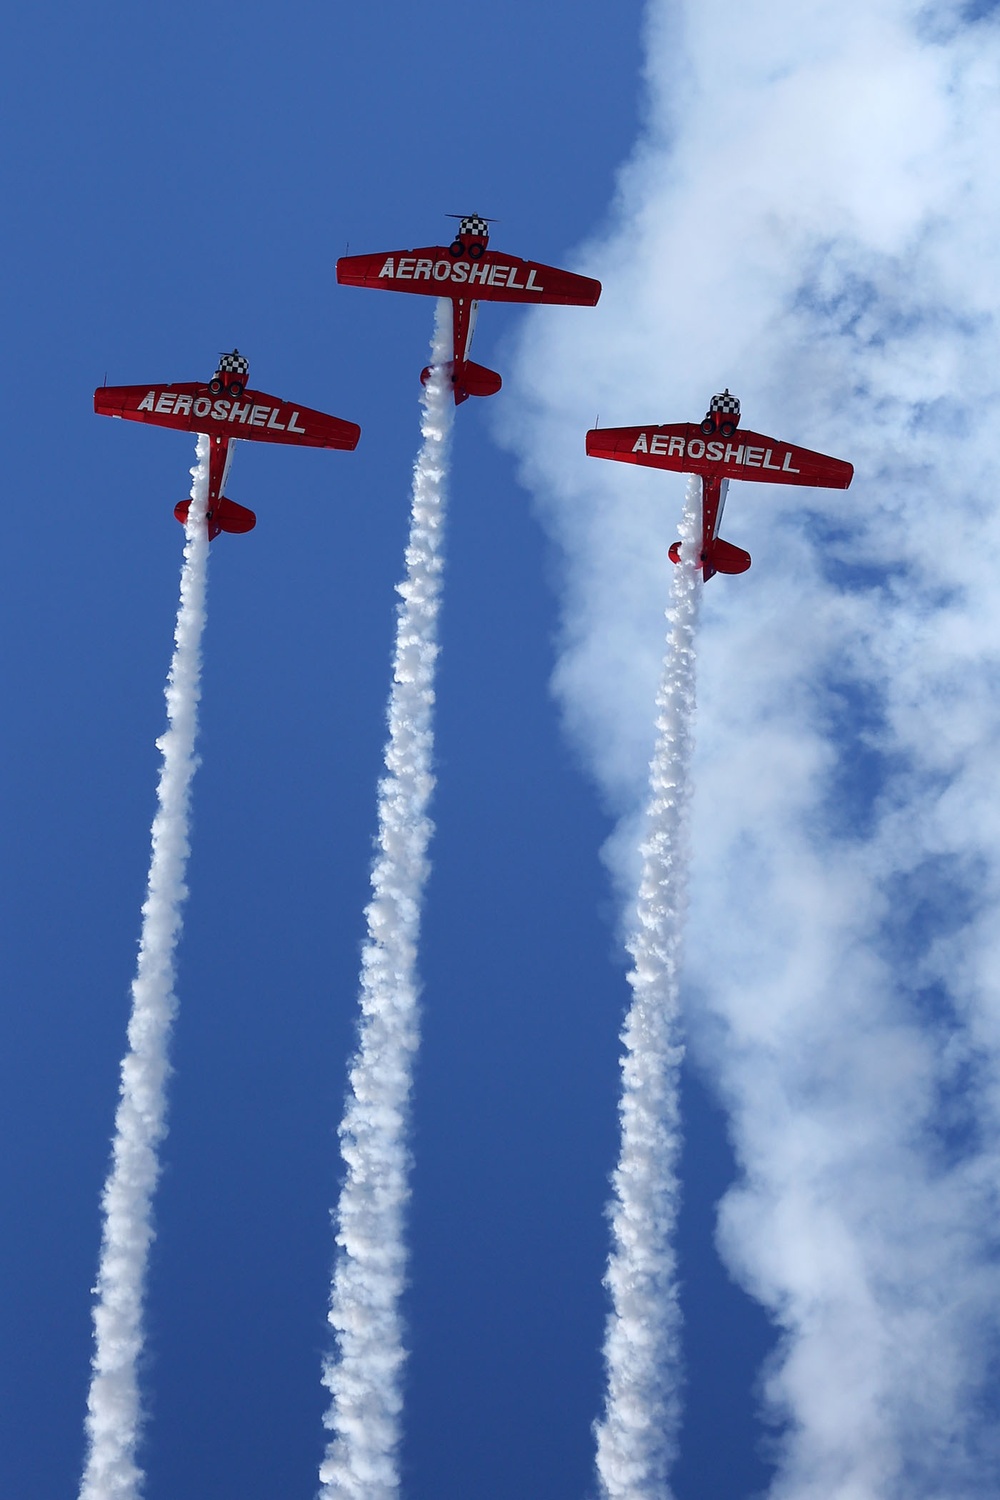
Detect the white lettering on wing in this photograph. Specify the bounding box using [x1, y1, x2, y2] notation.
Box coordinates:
[762, 449, 781, 470]
[396, 257, 415, 279]
[173, 394, 192, 416]
[451, 261, 470, 283]
[782, 451, 800, 473]
[228, 402, 251, 424]
[650, 433, 669, 455]
[631, 433, 649, 453]
[287, 410, 306, 434]
[193, 397, 212, 418]
[468, 262, 489, 285]
[506, 265, 524, 290]
[687, 437, 706, 459]
[250, 404, 269, 428]
[212, 399, 230, 420]
[413, 259, 433, 281]
[489, 265, 508, 287]
[743, 445, 764, 467]
[724, 443, 744, 464]
[155, 393, 176, 413]
[267, 408, 286, 431]
[434, 260, 452, 280]
[378, 257, 395, 278]
[668, 435, 685, 456]
[706, 440, 724, 461]
[525, 268, 544, 291]
[137, 391, 156, 411]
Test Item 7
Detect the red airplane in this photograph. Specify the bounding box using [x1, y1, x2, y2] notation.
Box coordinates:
[336, 215, 602, 404]
[94, 351, 361, 538]
[586, 391, 854, 580]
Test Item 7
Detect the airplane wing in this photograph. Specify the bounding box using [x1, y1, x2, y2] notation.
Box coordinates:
[94, 383, 361, 450]
[586, 423, 853, 489]
[337, 248, 601, 306]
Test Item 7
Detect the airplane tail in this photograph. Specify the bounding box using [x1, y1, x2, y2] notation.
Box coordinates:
[174, 496, 257, 540]
[420, 359, 503, 403]
[707, 538, 751, 574]
[460, 360, 503, 399]
[669, 537, 751, 575]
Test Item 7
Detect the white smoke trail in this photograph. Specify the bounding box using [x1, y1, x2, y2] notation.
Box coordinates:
[79, 437, 210, 1500]
[320, 302, 454, 1500]
[595, 480, 701, 1500]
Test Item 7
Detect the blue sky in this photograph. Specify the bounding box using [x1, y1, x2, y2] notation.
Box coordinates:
[6, 4, 1000, 1499]
[0, 5, 762, 1500]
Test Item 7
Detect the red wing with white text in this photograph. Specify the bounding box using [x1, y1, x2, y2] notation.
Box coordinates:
[586, 390, 853, 581]
[95, 351, 361, 539]
[336, 215, 602, 405]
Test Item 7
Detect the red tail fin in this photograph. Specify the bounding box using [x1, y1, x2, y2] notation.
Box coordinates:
[669, 538, 751, 578]
[707, 538, 751, 574]
[175, 496, 257, 540]
[420, 360, 451, 387]
[420, 359, 503, 402]
[460, 361, 503, 398]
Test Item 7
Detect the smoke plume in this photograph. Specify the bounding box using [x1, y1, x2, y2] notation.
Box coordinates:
[320, 302, 454, 1500]
[595, 480, 701, 1500]
[79, 437, 210, 1500]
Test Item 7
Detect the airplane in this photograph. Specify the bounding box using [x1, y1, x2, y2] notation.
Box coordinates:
[94, 351, 361, 539]
[586, 390, 854, 580]
[336, 215, 602, 404]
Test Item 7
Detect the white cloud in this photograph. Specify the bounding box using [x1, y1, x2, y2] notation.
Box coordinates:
[501, 2, 1000, 1495]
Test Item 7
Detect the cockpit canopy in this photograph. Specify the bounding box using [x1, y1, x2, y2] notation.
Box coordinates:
[217, 350, 250, 379]
[208, 349, 250, 398]
[709, 389, 740, 419]
[699, 388, 741, 439]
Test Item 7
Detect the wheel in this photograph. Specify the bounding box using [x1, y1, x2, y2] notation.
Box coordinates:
[449, 239, 464, 256]
[228, 380, 244, 397]
[720, 420, 736, 439]
[208, 377, 224, 395]
[467, 242, 484, 259]
[700, 417, 714, 436]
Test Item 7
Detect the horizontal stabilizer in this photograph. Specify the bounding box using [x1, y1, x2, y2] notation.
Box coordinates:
[174, 496, 257, 539]
[420, 360, 452, 387]
[708, 538, 751, 574]
[461, 361, 503, 398]
[420, 359, 503, 402]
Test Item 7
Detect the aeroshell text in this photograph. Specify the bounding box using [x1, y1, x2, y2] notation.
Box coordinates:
[135, 390, 307, 433]
[630, 431, 800, 473]
[377, 256, 545, 292]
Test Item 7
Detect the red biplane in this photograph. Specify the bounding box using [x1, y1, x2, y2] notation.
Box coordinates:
[586, 391, 854, 580]
[94, 351, 361, 539]
[336, 215, 602, 404]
